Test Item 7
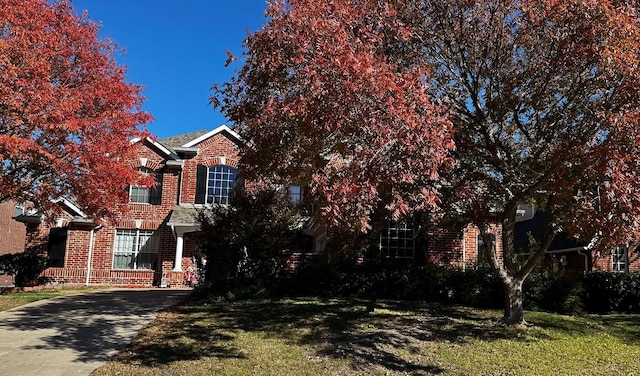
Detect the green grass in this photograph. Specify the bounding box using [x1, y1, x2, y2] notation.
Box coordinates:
[0, 287, 109, 312]
[91, 298, 640, 376]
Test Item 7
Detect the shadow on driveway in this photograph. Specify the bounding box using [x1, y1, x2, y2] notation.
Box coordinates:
[0, 288, 190, 376]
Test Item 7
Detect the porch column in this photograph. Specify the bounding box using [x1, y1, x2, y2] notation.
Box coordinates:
[173, 231, 184, 271]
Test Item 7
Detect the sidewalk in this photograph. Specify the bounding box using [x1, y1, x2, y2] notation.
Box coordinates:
[0, 288, 190, 376]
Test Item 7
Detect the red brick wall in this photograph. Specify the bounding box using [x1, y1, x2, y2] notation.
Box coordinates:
[629, 247, 640, 272]
[591, 245, 640, 273]
[180, 134, 241, 204]
[427, 223, 503, 270]
[0, 200, 27, 285]
[26, 132, 243, 287]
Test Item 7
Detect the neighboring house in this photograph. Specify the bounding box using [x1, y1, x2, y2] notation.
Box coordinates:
[514, 207, 640, 277]
[0, 200, 28, 286]
[15, 125, 243, 287]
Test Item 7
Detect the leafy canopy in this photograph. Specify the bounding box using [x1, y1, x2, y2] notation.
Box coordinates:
[428, 0, 640, 247]
[214, 0, 640, 324]
[0, 0, 152, 218]
[213, 0, 455, 232]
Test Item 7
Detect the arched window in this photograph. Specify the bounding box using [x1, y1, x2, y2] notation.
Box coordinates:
[196, 164, 237, 204]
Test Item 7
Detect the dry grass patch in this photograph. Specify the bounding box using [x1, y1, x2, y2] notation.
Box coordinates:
[0, 286, 109, 312]
[91, 298, 640, 376]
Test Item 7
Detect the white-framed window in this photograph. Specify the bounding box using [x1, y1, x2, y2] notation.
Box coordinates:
[380, 222, 415, 259]
[113, 229, 158, 270]
[612, 246, 628, 272]
[206, 165, 236, 204]
[196, 164, 237, 205]
[129, 167, 162, 204]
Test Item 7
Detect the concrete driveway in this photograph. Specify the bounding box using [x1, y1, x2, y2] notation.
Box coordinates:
[0, 288, 191, 376]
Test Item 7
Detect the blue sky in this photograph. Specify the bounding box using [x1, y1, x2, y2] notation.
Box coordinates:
[72, 0, 269, 139]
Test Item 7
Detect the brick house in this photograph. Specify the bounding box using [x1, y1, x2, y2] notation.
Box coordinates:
[514, 207, 640, 277]
[13, 124, 509, 287]
[15, 125, 243, 287]
[0, 200, 27, 286]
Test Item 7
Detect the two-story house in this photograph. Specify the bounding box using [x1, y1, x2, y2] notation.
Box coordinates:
[15, 125, 243, 287]
[13, 124, 511, 287]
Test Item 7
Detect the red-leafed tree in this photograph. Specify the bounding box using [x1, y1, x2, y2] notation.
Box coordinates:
[214, 0, 640, 324]
[212, 0, 455, 232]
[422, 0, 640, 324]
[0, 0, 151, 219]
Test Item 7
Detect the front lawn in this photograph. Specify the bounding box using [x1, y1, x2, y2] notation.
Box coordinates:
[0, 286, 109, 312]
[91, 298, 640, 375]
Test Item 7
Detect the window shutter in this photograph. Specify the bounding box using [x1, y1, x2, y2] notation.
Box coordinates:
[150, 172, 163, 205]
[195, 164, 207, 204]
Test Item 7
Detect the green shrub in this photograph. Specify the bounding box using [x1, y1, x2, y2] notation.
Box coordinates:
[281, 261, 504, 309]
[0, 249, 47, 287]
[581, 271, 640, 313]
[524, 270, 583, 314]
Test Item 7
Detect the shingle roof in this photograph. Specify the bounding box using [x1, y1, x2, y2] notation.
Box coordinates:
[167, 205, 200, 226]
[159, 130, 209, 152]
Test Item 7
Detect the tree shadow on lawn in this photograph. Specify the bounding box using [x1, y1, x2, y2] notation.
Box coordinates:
[154, 299, 536, 374]
[111, 306, 247, 367]
[113, 298, 640, 373]
[526, 311, 640, 345]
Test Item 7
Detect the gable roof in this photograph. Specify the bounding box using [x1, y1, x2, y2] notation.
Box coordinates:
[181, 125, 242, 147]
[159, 130, 209, 152]
[130, 137, 179, 160]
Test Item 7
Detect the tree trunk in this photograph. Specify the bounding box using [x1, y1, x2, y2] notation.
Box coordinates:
[502, 277, 525, 325]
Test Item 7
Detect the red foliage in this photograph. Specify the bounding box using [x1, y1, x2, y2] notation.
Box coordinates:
[213, 0, 455, 231]
[214, 0, 640, 323]
[0, 0, 152, 219]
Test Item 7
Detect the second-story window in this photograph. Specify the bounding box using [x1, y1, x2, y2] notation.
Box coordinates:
[196, 164, 237, 205]
[129, 167, 162, 205]
[289, 185, 303, 205]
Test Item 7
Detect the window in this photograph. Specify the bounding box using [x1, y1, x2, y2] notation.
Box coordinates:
[288, 185, 303, 205]
[612, 246, 627, 272]
[129, 168, 162, 204]
[195, 164, 237, 205]
[477, 233, 496, 267]
[380, 222, 415, 259]
[47, 228, 67, 267]
[14, 203, 24, 217]
[113, 229, 158, 270]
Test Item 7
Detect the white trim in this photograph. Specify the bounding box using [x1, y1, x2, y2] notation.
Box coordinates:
[53, 197, 88, 218]
[520, 246, 588, 256]
[612, 246, 628, 272]
[130, 137, 180, 160]
[112, 228, 158, 270]
[182, 124, 242, 147]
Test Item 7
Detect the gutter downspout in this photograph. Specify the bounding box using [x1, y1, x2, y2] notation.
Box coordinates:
[85, 225, 103, 286]
[462, 226, 469, 272]
[578, 236, 599, 274]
